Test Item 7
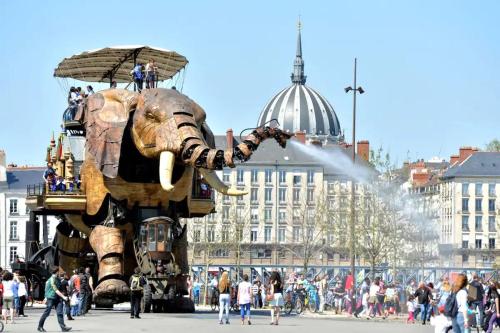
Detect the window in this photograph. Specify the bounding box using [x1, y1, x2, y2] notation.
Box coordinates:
[307, 189, 314, 202]
[307, 208, 315, 221]
[489, 216, 496, 232]
[293, 189, 300, 203]
[223, 169, 231, 183]
[9, 221, 18, 240]
[293, 175, 301, 186]
[279, 170, 286, 184]
[193, 229, 201, 243]
[278, 228, 285, 243]
[475, 216, 483, 232]
[462, 198, 469, 212]
[488, 183, 496, 196]
[251, 188, 258, 202]
[223, 195, 230, 204]
[237, 194, 243, 203]
[278, 209, 286, 223]
[9, 246, 17, 263]
[251, 208, 259, 223]
[306, 227, 313, 240]
[265, 169, 272, 183]
[292, 226, 300, 242]
[307, 170, 314, 184]
[251, 228, 258, 242]
[237, 169, 244, 184]
[475, 199, 482, 212]
[461, 216, 469, 231]
[462, 183, 469, 196]
[211, 248, 229, 257]
[207, 212, 215, 222]
[475, 238, 482, 249]
[293, 210, 301, 223]
[488, 199, 495, 212]
[462, 240, 469, 249]
[264, 208, 272, 222]
[462, 254, 469, 263]
[25, 206, 30, 215]
[236, 207, 243, 219]
[264, 226, 272, 242]
[221, 228, 229, 242]
[207, 228, 215, 242]
[9, 199, 18, 215]
[222, 206, 230, 220]
[279, 188, 286, 203]
[251, 169, 258, 183]
[489, 238, 496, 249]
[265, 188, 272, 202]
[251, 248, 272, 258]
[475, 183, 482, 196]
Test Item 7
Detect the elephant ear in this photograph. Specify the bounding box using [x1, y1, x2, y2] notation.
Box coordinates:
[85, 89, 138, 178]
[201, 121, 216, 149]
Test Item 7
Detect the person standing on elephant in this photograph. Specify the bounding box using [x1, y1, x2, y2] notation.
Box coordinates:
[145, 59, 157, 89]
[129, 267, 146, 319]
[131, 63, 144, 92]
[37, 266, 72, 332]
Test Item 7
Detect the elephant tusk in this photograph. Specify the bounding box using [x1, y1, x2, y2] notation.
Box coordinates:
[198, 168, 248, 196]
[159, 151, 175, 192]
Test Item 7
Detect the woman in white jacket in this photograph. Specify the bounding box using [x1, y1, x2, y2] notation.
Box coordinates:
[17, 276, 28, 317]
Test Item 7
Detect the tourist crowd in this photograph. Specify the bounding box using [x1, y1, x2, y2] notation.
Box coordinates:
[43, 162, 81, 193]
[193, 271, 500, 332]
[0, 265, 95, 332]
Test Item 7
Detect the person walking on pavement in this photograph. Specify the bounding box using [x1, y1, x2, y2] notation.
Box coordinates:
[78, 267, 91, 315]
[218, 271, 231, 325]
[269, 271, 284, 326]
[237, 274, 252, 325]
[414, 281, 431, 325]
[129, 267, 146, 319]
[469, 273, 484, 326]
[59, 272, 73, 321]
[37, 266, 72, 332]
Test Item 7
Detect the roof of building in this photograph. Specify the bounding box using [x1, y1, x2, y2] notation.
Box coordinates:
[441, 152, 500, 179]
[216, 135, 377, 179]
[5, 167, 45, 191]
[256, 24, 341, 138]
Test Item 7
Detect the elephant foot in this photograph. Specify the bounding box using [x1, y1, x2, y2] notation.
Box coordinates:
[94, 279, 130, 304]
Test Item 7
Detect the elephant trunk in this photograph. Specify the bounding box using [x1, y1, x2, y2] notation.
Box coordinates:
[182, 126, 293, 170]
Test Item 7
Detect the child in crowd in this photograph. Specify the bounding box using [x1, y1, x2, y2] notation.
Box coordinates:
[406, 295, 416, 324]
[430, 306, 452, 333]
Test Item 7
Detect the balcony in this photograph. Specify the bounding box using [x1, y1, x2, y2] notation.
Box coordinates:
[26, 183, 86, 212]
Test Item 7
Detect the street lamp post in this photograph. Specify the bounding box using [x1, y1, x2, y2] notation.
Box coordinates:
[345, 58, 364, 310]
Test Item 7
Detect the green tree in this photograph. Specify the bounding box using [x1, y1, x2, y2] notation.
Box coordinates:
[485, 139, 500, 152]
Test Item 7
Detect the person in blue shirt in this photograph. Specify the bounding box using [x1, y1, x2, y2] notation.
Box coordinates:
[130, 64, 144, 92]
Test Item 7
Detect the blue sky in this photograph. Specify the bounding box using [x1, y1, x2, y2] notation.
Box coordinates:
[0, 0, 498, 166]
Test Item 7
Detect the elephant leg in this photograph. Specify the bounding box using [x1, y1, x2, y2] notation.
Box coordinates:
[89, 225, 129, 301]
[170, 224, 194, 313]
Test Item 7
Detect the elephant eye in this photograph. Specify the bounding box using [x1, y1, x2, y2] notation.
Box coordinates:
[145, 111, 156, 120]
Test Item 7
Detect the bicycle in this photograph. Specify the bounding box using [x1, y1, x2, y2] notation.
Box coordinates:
[284, 290, 305, 315]
[0, 321, 3, 332]
[210, 288, 220, 312]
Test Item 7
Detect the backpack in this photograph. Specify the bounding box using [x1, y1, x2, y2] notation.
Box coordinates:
[468, 284, 478, 302]
[444, 292, 458, 318]
[130, 275, 143, 291]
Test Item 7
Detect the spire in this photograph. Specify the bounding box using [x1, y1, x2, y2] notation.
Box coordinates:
[291, 18, 306, 85]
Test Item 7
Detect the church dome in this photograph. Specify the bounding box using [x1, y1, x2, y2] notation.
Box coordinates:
[257, 25, 341, 138]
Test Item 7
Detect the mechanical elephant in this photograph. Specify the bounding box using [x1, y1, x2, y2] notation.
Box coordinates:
[67, 88, 291, 302]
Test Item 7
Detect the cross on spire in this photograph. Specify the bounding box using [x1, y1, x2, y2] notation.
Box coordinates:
[291, 18, 306, 85]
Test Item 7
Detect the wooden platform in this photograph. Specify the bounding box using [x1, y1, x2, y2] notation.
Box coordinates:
[26, 193, 87, 212]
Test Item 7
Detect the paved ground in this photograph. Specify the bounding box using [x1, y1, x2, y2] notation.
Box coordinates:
[3, 308, 435, 333]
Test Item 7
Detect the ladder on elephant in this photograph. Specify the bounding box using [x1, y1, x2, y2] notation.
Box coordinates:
[133, 237, 156, 276]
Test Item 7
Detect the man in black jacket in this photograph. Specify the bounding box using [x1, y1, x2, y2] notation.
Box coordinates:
[414, 282, 431, 325]
[470, 274, 484, 325]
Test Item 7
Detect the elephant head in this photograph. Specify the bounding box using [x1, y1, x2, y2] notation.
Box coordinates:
[81, 88, 292, 197]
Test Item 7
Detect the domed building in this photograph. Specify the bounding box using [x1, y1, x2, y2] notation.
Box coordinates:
[257, 24, 342, 142]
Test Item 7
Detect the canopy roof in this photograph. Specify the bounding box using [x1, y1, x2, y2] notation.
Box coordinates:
[54, 45, 188, 83]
